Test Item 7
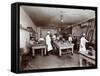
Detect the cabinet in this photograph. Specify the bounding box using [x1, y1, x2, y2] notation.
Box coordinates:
[27, 27, 36, 40]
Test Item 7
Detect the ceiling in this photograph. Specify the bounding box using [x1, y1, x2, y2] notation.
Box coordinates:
[22, 6, 95, 27]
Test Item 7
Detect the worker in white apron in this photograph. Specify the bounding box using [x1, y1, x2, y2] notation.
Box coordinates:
[45, 31, 53, 55]
[68, 34, 72, 43]
[79, 33, 88, 53]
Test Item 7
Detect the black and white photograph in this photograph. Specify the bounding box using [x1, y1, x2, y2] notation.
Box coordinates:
[19, 4, 97, 70]
[11, 2, 97, 73]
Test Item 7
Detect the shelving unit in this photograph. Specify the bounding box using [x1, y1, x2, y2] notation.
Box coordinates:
[20, 25, 36, 40]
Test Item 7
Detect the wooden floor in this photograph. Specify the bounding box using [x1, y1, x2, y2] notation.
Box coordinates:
[23, 52, 80, 70]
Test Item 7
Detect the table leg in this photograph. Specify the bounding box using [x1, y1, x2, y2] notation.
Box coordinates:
[59, 49, 61, 56]
[44, 48, 46, 55]
[41, 49, 43, 56]
[32, 49, 35, 56]
[86, 61, 89, 66]
[79, 55, 83, 67]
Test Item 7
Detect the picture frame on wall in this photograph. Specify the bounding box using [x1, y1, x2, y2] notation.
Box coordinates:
[11, 2, 97, 73]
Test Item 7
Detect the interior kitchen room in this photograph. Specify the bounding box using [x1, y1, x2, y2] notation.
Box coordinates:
[19, 5, 96, 70]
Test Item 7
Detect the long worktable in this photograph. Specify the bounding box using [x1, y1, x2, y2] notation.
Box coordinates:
[54, 41, 74, 56]
[79, 51, 95, 67]
[32, 44, 46, 56]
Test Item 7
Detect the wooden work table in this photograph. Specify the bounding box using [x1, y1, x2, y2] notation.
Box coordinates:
[79, 50, 95, 67]
[54, 41, 74, 56]
[32, 43, 46, 56]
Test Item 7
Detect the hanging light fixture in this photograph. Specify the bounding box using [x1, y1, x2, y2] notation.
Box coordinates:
[60, 11, 64, 24]
[58, 11, 64, 32]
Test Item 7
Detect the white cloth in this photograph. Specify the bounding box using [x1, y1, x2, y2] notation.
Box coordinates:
[52, 35, 56, 41]
[46, 35, 53, 52]
[57, 36, 60, 40]
[38, 38, 45, 41]
[79, 37, 88, 52]
[68, 37, 72, 42]
[29, 40, 34, 45]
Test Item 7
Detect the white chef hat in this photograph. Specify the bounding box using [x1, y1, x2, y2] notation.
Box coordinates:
[83, 33, 86, 36]
[47, 31, 50, 34]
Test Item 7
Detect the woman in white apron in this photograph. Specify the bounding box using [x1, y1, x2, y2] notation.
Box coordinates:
[79, 33, 88, 53]
[45, 31, 53, 55]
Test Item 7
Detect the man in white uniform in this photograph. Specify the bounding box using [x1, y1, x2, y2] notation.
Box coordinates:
[45, 31, 53, 55]
[79, 33, 88, 53]
[68, 34, 72, 43]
